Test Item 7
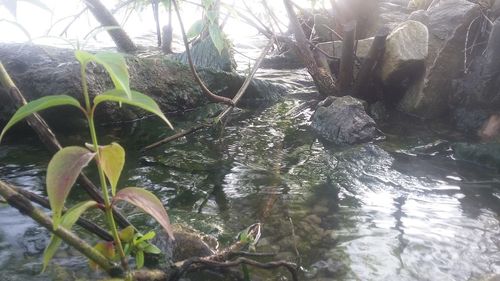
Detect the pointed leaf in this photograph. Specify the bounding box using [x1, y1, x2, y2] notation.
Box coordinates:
[74, 50, 131, 98]
[143, 243, 162, 255]
[187, 19, 204, 40]
[113, 187, 174, 240]
[119, 225, 135, 243]
[99, 142, 125, 196]
[0, 95, 83, 142]
[134, 230, 155, 245]
[94, 89, 173, 130]
[136, 250, 144, 269]
[47, 146, 96, 229]
[209, 23, 224, 55]
[42, 200, 98, 272]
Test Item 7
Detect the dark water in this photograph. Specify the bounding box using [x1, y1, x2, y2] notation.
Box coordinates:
[0, 38, 499, 280]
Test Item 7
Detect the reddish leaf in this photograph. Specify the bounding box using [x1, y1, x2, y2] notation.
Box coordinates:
[89, 241, 115, 270]
[113, 187, 174, 240]
[46, 146, 95, 229]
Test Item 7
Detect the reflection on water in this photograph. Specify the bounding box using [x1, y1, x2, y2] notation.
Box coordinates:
[0, 33, 499, 281]
[1, 94, 499, 280]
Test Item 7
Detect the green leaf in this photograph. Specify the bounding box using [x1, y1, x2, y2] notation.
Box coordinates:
[134, 230, 155, 245]
[187, 19, 204, 40]
[206, 10, 217, 24]
[94, 89, 173, 130]
[136, 250, 144, 269]
[113, 187, 174, 241]
[119, 225, 135, 243]
[209, 23, 224, 55]
[42, 200, 98, 272]
[143, 243, 162, 255]
[99, 142, 125, 196]
[47, 146, 96, 229]
[74, 50, 131, 98]
[0, 95, 82, 142]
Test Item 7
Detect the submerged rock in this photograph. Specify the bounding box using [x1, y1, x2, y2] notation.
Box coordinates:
[310, 96, 379, 145]
[150, 224, 215, 266]
[453, 142, 500, 170]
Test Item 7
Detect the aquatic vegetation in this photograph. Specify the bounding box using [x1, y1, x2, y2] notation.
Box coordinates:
[0, 50, 174, 277]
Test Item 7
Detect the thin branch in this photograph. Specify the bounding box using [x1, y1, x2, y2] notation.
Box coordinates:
[217, 38, 274, 121]
[14, 187, 113, 242]
[172, 0, 234, 106]
[0, 180, 119, 275]
[143, 38, 274, 151]
[59, 8, 89, 37]
[173, 257, 298, 281]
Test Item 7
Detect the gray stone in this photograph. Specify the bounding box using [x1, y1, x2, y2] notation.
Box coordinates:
[310, 96, 379, 145]
[317, 38, 373, 60]
[453, 142, 500, 170]
[398, 0, 481, 118]
[381, 20, 428, 85]
[408, 9, 429, 25]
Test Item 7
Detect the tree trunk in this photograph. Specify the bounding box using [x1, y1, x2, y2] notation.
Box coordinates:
[85, 0, 137, 53]
[353, 27, 390, 100]
[338, 20, 356, 93]
[283, 0, 338, 97]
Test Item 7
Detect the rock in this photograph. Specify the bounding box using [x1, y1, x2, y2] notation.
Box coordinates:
[310, 96, 379, 145]
[151, 225, 215, 266]
[479, 113, 500, 142]
[0, 43, 287, 132]
[398, 0, 481, 118]
[452, 18, 500, 122]
[453, 142, 500, 170]
[408, 9, 430, 25]
[408, 0, 433, 10]
[380, 20, 428, 87]
[174, 36, 236, 72]
[19, 226, 50, 256]
[317, 38, 374, 60]
[452, 108, 490, 135]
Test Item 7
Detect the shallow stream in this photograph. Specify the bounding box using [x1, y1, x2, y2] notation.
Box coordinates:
[0, 37, 499, 281]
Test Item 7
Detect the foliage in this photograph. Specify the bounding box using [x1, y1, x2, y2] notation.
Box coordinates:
[0, 50, 174, 274]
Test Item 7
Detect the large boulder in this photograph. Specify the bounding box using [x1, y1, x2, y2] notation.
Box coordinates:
[453, 142, 500, 171]
[310, 96, 379, 144]
[380, 20, 428, 88]
[0, 43, 287, 131]
[398, 0, 481, 118]
[453, 18, 500, 126]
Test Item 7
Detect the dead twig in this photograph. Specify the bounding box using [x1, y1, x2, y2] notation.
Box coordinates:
[172, 257, 298, 281]
[172, 0, 234, 105]
[13, 186, 113, 242]
[143, 37, 274, 151]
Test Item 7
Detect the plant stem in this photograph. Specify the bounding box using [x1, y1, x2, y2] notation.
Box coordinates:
[80, 64, 128, 271]
[88, 115, 128, 271]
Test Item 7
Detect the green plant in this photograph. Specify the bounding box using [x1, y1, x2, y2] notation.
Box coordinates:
[0, 50, 174, 275]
